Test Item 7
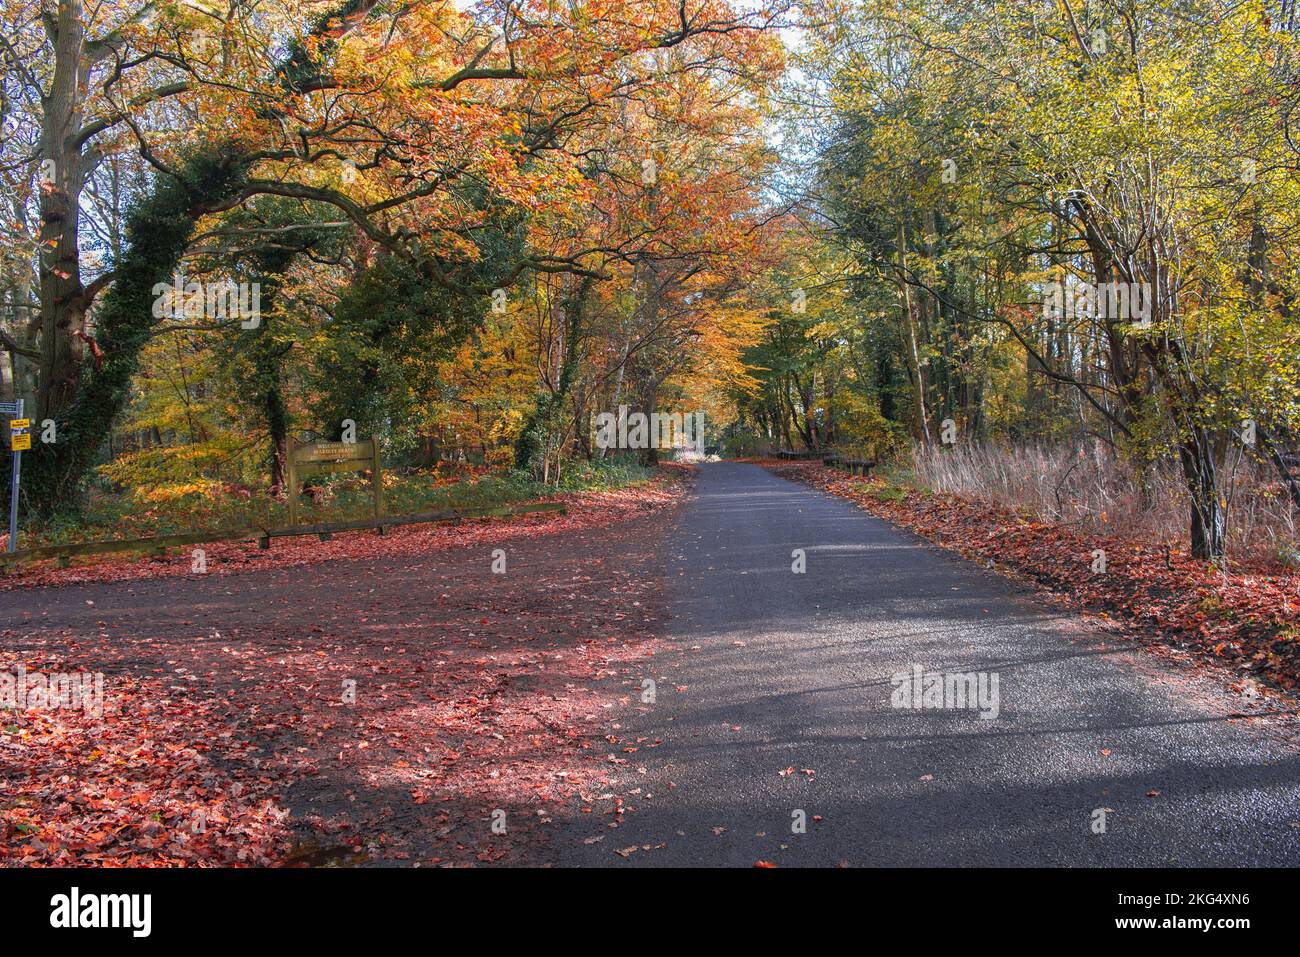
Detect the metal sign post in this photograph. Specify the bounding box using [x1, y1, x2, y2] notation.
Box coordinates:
[2, 398, 24, 553]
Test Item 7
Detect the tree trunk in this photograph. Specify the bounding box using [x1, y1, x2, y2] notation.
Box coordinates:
[896, 223, 930, 446]
[265, 379, 289, 496]
[1179, 429, 1225, 561]
[36, 0, 91, 423]
[638, 387, 660, 467]
[513, 279, 590, 476]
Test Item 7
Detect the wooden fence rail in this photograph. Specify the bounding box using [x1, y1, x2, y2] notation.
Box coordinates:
[0, 501, 566, 574]
[820, 453, 877, 476]
[774, 449, 876, 475]
[773, 449, 823, 460]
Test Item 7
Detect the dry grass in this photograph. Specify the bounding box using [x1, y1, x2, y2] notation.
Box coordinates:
[908, 442, 1299, 569]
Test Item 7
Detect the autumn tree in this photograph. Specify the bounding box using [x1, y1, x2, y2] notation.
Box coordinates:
[3, 0, 789, 515]
[794, 0, 1300, 560]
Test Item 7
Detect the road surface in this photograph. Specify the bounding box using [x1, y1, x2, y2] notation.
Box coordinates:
[558, 462, 1300, 866]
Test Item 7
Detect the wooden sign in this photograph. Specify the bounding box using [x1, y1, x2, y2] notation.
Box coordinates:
[295, 441, 371, 464]
[286, 437, 382, 527]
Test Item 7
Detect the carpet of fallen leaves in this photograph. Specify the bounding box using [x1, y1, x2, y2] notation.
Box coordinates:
[0, 470, 688, 866]
[0, 479, 674, 591]
[765, 461, 1300, 696]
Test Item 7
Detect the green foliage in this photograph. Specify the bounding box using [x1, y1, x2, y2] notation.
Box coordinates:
[550, 455, 653, 491]
[310, 253, 487, 439]
[825, 390, 906, 459]
[867, 483, 907, 503]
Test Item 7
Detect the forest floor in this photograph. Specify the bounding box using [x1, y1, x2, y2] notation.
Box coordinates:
[762, 460, 1300, 697]
[0, 468, 687, 866]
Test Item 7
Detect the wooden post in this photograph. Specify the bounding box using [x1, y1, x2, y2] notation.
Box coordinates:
[370, 437, 384, 531]
[286, 437, 299, 527]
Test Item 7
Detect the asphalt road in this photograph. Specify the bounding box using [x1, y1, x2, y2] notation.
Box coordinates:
[558, 462, 1300, 867]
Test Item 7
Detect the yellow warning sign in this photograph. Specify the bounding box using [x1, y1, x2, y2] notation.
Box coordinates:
[10, 417, 30, 451]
